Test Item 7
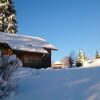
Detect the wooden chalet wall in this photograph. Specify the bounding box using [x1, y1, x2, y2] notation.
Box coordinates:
[14, 49, 51, 69]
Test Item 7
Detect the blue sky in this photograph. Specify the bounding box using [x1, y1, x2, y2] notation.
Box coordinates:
[14, 0, 100, 61]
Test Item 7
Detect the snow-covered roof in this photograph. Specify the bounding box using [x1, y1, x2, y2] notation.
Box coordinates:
[53, 61, 64, 65]
[0, 32, 57, 53]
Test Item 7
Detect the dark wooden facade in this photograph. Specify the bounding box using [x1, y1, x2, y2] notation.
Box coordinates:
[13, 49, 51, 69]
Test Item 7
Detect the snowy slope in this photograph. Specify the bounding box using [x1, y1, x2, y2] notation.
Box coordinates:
[6, 67, 100, 100]
[83, 59, 100, 67]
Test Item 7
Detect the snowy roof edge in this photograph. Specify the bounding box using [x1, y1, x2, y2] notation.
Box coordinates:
[0, 32, 58, 53]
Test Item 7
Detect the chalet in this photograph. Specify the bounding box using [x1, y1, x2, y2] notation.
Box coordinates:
[52, 58, 69, 69]
[52, 61, 64, 68]
[0, 32, 57, 68]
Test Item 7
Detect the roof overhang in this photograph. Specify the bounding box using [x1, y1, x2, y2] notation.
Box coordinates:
[0, 32, 58, 53]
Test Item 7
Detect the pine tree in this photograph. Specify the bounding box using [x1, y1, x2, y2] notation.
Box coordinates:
[68, 50, 75, 68]
[95, 50, 100, 59]
[0, 0, 17, 34]
[76, 50, 86, 67]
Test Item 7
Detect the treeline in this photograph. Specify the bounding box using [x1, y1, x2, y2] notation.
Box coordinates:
[56, 50, 100, 68]
[69, 50, 100, 67]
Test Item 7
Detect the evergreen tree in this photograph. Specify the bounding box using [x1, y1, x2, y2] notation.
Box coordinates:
[68, 50, 75, 68]
[95, 50, 100, 59]
[76, 50, 86, 67]
[83, 52, 88, 61]
[0, 0, 17, 34]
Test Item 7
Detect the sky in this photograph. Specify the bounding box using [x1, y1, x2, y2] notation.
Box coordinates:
[14, 0, 100, 62]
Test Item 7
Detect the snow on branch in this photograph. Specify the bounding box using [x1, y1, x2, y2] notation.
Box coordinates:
[0, 54, 22, 99]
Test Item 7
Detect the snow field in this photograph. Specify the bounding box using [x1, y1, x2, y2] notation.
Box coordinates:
[8, 66, 100, 100]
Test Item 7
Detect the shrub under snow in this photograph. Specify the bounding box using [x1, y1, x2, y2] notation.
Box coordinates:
[0, 54, 22, 99]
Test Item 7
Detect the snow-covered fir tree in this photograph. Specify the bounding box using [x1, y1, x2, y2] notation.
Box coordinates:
[95, 50, 100, 59]
[0, 0, 17, 34]
[76, 50, 86, 67]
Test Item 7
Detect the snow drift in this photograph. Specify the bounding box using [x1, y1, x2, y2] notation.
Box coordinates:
[83, 58, 100, 67]
[5, 66, 100, 100]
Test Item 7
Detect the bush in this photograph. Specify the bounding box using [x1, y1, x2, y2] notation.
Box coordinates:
[0, 54, 22, 99]
[76, 62, 83, 67]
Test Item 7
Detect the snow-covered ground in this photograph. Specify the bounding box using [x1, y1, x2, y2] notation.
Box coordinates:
[5, 65, 100, 100]
[83, 58, 100, 67]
